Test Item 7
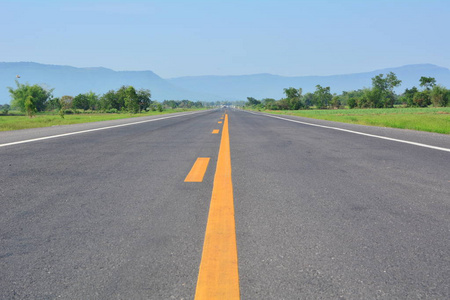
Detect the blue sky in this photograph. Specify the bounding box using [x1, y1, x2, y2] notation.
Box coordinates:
[1, 0, 449, 78]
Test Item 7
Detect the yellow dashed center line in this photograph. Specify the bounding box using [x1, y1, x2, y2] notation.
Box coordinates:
[195, 114, 240, 299]
[212, 129, 220, 134]
[184, 157, 211, 182]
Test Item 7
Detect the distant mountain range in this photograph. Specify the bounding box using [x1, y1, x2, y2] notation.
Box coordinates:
[1, 62, 449, 104]
[0, 62, 219, 105]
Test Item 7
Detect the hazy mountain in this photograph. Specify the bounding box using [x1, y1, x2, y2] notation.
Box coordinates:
[168, 64, 450, 100]
[0, 62, 221, 104]
[1, 62, 449, 105]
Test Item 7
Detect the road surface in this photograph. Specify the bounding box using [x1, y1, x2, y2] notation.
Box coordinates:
[1, 109, 449, 299]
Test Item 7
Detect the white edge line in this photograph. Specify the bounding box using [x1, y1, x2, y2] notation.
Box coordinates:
[244, 110, 450, 153]
[0, 110, 206, 148]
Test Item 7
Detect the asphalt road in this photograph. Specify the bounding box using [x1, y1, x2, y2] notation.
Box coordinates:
[1, 109, 449, 299]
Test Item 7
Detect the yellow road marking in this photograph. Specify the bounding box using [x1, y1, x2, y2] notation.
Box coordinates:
[195, 114, 240, 299]
[218, 121, 223, 124]
[184, 157, 211, 182]
[212, 129, 220, 134]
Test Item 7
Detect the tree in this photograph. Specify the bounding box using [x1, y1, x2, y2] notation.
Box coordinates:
[371, 72, 402, 108]
[163, 100, 178, 109]
[277, 98, 290, 110]
[179, 99, 193, 108]
[123, 86, 139, 113]
[99, 90, 119, 111]
[419, 77, 436, 90]
[313, 85, 332, 109]
[303, 92, 314, 108]
[262, 98, 277, 110]
[331, 95, 342, 109]
[58, 95, 73, 118]
[357, 88, 376, 108]
[24, 95, 37, 117]
[72, 93, 90, 110]
[59, 99, 66, 118]
[116, 86, 131, 111]
[340, 89, 364, 107]
[60, 95, 73, 110]
[430, 85, 449, 107]
[86, 91, 99, 110]
[246, 97, 261, 106]
[401, 86, 419, 107]
[1, 104, 10, 115]
[413, 91, 430, 107]
[8, 80, 53, 112]
[283, 87, 304, 110]
[283, 87, 299, 99]
[137, 89, 151, 112]
[194, 101, 203, 108]
[46, 97, 61, 111]
[347, 97, 357, 109]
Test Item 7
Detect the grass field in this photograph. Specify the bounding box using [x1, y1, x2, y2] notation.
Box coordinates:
[0, 109, 204, 131]
[261, 107, 450, 134]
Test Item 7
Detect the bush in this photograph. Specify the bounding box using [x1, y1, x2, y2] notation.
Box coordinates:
[2, 104, 10, 115]
[347, 98, 357, 109]
[430, 85, 449, 107]
[106, 108, 119, 113]
[413, 91, 430, 107]
[8, 81, 53, 112]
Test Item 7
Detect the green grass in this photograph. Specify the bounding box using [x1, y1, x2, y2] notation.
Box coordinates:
[0, 108, 205, 131]
[259, 107, 450, 134]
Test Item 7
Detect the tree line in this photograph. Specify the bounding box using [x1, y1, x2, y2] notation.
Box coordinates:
[246, 73, 450, 110]
[6, 81, 206, 117]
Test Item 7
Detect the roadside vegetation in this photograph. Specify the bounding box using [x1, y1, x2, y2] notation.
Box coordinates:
[244, 73, 450, 134]
[264, 107, 450, 134]
[0, 109, 205, 131]
[0, 82, 228, 131]
[5, 81, 206, 117]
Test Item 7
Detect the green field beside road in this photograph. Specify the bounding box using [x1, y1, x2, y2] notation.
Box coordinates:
[259, 107, 450, 134]
[0, 109, 206, 131]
